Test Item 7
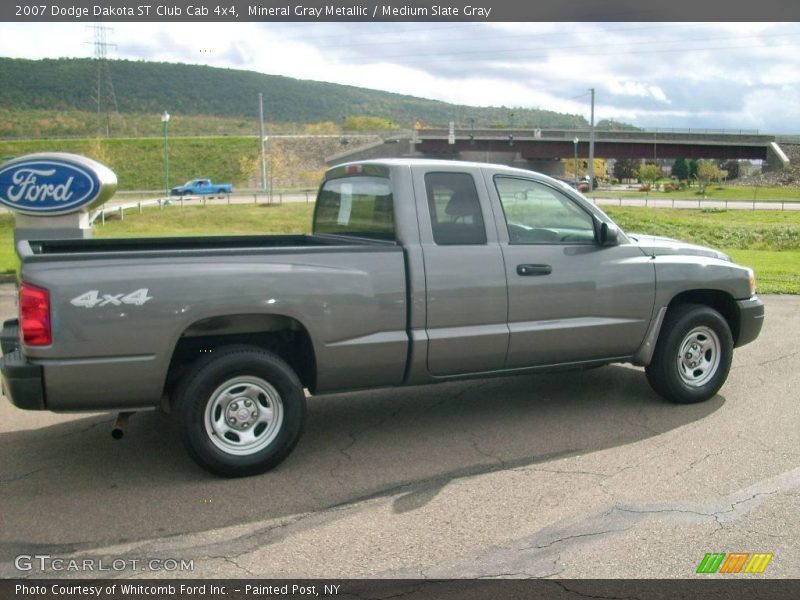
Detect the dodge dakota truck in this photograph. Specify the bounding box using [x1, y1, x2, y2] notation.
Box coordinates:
[1, 159, 764, 477]
[170, 178, 232, 196]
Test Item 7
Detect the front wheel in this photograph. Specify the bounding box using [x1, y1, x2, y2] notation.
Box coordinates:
[645, 304, 733, 404]
[174, 345, 306, 477]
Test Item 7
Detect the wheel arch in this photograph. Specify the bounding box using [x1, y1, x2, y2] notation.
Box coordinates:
[164, 312, 318, 400]
[635, 287, 742, 367]
[667, 289, 740, 345]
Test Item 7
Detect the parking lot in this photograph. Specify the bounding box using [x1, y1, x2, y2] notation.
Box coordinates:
[0, 284, 798, 579]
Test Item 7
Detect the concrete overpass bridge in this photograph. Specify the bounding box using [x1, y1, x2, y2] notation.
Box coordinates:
[327, 128, 790, 177]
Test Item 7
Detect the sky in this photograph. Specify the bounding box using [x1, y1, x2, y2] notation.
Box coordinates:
[2, 21, 800, 133]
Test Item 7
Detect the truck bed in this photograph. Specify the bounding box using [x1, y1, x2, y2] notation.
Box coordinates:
[15, 230, 409, 408]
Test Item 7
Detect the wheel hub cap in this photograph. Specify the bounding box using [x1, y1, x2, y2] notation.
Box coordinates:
[204, 376, 284, 456]
[676, 326, 721, 388]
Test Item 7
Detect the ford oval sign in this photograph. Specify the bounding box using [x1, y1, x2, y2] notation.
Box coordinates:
[0, 153, 117, 216]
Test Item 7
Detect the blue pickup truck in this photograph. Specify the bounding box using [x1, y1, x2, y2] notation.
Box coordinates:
[170, 178, 232, 196]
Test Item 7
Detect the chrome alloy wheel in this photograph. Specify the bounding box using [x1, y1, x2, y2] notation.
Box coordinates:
[204, 376, 284, 455]
[676, 326, 721, 388]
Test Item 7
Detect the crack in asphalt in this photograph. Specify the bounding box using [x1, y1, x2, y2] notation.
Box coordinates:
[426, 476, 796, 580]
[758, 350, 799, 367]
[0, 467, 46, 484]
[521, 467, 607, 478]
[673, 448, 727, 479]
[519, 526, 633, 552]
[467, 433, 506, 469]
[327, 397, 413, 481]
[744, 527, 793, 539]
[214, 555, 256, 577]
[329, 381, 492, 481]
[613, 489, 780, 522]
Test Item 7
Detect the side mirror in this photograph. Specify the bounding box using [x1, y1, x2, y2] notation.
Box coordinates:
[599, 222, 620, 246]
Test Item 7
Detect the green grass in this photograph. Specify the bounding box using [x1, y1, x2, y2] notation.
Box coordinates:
[726, 250, 800, 295]
[0, 215, 17, 276]
[590, 185, 800, 201]
[0, 136, 261, 191]
[0, 108, 264, 139]
[96, 204, 315, 237]
[0, 204, 797, 293]
[605, 207, 800, 293]
[604, 207, 800, 251]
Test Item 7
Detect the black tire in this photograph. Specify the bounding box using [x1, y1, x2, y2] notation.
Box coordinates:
[646, 303, 733, 404]
[174, 345, 306, 477]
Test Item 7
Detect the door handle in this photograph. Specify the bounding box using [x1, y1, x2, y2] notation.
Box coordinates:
[517, 264, 552, 276]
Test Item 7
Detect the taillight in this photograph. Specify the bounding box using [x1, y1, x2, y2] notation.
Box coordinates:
[20, 282, 52, 346]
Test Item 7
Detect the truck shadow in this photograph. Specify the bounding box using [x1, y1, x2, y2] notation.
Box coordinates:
[0, 364, 723, 555]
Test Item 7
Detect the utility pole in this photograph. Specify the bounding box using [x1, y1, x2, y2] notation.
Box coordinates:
[588, 87, 595, 187]
[86, 24, 118, 136]
[258, 93, 267, 200]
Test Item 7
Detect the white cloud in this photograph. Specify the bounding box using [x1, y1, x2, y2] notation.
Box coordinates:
[607, 81, 669, 103]
[1, 22, 799, 132]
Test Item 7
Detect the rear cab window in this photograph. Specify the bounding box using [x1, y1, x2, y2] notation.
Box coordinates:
[314, 170, 395, 240]
[424, 172, 487, 245]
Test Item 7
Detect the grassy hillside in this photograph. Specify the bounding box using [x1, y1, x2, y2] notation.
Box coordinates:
[0, 136, 261, 190]
[0, 108, 267, 139]
[0, 134, 366, 190]
[0, 57, 590, 138]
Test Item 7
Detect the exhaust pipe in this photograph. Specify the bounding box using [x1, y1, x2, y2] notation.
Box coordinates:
[111, 412, 134, 440]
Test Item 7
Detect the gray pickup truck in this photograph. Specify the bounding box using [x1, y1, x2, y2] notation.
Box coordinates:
[1, 159, 764, 477]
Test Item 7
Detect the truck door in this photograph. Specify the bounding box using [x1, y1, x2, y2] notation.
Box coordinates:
[412, 167, 509, 376]
[486, 174, 655, 368]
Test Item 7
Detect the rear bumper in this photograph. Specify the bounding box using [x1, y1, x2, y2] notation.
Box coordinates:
[736, 296, 765, 348]
[1, 350, 46, 411]
[0, 318, 46, 410]
[1, 318, 19, 355]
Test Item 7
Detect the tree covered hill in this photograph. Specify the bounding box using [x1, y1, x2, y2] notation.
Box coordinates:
[0, 56, 591, 132]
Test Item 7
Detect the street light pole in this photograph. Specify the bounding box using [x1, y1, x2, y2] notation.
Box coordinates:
[161, 111, 170, 199]
[573, 137, 579, 186]
[258, 93, 267, 198]
[588, 87, 595, 188]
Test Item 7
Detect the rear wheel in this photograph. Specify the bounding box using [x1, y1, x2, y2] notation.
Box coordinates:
[645, 304, 733, 404]
[174, 345, 306, 477]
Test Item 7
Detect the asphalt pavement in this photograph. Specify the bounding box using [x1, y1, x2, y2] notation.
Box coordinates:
[0, 284, 797, 579]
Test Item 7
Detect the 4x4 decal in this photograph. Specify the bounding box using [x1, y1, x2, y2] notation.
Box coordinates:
[70, 288, 153, 308]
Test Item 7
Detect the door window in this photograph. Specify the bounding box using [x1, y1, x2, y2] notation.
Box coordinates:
[495, 177, 595, 244]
